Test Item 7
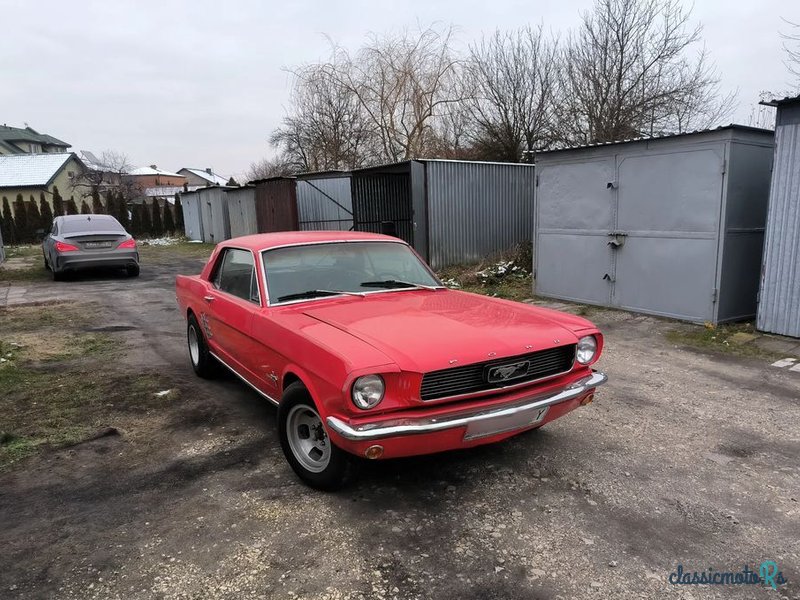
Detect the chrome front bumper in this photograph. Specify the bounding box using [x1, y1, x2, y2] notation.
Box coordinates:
[327, 371, 607, 442]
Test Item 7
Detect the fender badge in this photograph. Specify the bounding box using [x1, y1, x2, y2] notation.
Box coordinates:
[449, 359, 458, 364]
[553, 339, 560, 344]
[487, 352, 497, 357]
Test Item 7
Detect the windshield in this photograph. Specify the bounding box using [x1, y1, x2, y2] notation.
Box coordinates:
[262, 241, 442, 304]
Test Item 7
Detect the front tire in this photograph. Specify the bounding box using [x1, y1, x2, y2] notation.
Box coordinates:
[187, 314, 217, 378]
[127, 264, 140, 277]
[278, 383, 357, 491]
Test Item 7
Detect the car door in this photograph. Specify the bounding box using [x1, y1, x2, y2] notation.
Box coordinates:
[203, 248, 263, 382]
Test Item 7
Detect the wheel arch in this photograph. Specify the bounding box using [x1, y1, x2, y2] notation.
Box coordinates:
[280, 366, 331, 417]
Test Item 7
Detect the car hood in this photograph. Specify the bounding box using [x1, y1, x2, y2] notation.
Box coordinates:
[301, 290, 590, 373]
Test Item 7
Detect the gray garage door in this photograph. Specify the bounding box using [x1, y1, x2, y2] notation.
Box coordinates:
[535, 158, 616, 305]
[536, 148, 724, 322]
[613, 149, 722, 320]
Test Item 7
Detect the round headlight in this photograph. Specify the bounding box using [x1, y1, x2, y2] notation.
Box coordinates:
[351, 375, 385, 409]
[576, 335, 597, 365]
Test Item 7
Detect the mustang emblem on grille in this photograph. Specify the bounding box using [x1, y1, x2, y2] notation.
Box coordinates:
[485, 360, 530, 383]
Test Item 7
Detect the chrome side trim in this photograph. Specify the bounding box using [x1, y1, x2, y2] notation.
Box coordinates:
[327, 371, 607, 441]
[209, 351, 279, 406]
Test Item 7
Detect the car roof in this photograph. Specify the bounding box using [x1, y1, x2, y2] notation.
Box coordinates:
[224, 231, 406, 251]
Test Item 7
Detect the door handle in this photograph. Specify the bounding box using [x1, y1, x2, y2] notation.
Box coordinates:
[203, 295, 215, 303]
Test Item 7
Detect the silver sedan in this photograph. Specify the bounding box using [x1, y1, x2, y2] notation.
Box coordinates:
[42, 214, 139, 281]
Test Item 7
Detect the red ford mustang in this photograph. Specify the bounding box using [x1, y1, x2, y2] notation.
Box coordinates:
[176, 232, 607, 489]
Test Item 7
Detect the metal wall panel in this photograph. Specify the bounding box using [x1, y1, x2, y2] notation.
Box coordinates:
[757, 118, 800, 337]
[198, 187, 230, 243]
[254, 178, 299, 233]
[425, 160, 535, 269]
[226, 187, 257, 238]
[613, 149, 723, 322]
[296, 176, 353, 231]
[351, 171, 414, 246]
[180, 193, 204, 241]
[535, 158, 615, 305]
[717, 141, 773, 322]
[409, 161, 429, 261]
[0, 226, 4, 264]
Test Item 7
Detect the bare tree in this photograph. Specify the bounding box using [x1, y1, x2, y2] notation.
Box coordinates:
[466, 26, 559, 161]
[244, 155, 297, 182]
[558, 0, 734, 145]
[324, 24, 466, 162]
[271, 59, 373, 172]
[72, 149, 135, 201]
[781, 18, 800, 87]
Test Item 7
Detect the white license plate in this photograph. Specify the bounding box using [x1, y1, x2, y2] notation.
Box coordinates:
[85, 242, 112, 249]
[464, 405, 549, 440]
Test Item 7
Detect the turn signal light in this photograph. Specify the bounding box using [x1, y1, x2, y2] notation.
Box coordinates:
[364, 445, 384, 459]
[118, 238, 137, 249]
[55, 241, 79, 252]
[580, 393, 595, 406]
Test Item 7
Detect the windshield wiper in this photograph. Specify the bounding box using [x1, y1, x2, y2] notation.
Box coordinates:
[276, 289, 365, 302]
[360, 279, 441, 291]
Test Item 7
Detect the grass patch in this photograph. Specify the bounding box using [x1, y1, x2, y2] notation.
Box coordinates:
[138, 239, 215, 264]
[0, 246, 49, 282]
[665, 321, 782, 360]
[0, 302, 170, 470]
[3, 244, 42, 259]
[437, 243, 534, 302]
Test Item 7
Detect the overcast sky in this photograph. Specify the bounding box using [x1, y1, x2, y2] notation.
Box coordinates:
[1, 0, 797, 178]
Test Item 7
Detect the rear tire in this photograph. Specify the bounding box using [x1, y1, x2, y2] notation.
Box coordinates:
[52, 267, 64, 281]
[278, 382, 358, 491]
[43, 253, 50, 271]
[187, 314, 217, 378]
[127, 264, 140, 277]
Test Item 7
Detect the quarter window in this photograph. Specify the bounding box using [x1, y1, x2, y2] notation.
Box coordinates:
[213, 248, 260, 304]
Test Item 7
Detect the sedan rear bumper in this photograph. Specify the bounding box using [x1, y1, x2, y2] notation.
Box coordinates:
[56, 250, 139, 271]
[327, 370, 607, 443]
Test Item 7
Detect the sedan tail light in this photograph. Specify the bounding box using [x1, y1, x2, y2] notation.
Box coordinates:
[117, 238, 137, 249]
[55, 241, 79, 252]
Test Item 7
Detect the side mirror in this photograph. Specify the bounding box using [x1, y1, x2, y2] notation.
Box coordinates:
[35, 228, 47, 241]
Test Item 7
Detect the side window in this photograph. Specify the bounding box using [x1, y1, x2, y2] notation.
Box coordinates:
[51, 221, 58, 235]
[213, 248, 260, 304]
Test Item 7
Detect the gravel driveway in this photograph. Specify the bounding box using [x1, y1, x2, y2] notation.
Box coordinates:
[0, 255, 798, 600]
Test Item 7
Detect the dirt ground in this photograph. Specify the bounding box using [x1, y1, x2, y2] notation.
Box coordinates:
[0, 248, 798, 600]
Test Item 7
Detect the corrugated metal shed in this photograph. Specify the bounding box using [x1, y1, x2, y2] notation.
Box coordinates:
[197, 187, 231, 243]
[349, 160, 535, 268]
[534, 125, 774, 324]
[254, 177, 299, 233]
[179, 192, 204, 241]
[226, 186, 257, 238]
[352, 163, 415, 246]
[295, 171, 353, 231]
[425, 160, 535, 268]
[757, 96, 800, 337]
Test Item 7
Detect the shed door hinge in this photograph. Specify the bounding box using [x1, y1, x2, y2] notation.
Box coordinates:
[721, 159, 726, 175]
[711, 288, 718, 303]
[535, 175, 539, 187]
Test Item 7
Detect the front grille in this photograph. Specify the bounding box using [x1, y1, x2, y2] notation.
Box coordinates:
[419, 345, 576, 401]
